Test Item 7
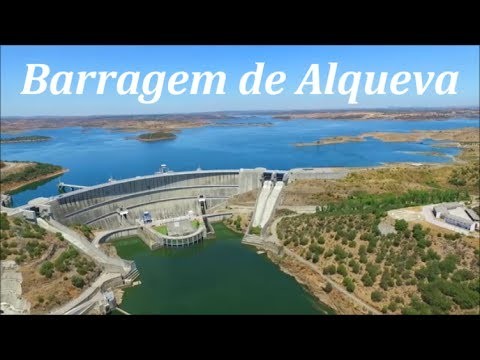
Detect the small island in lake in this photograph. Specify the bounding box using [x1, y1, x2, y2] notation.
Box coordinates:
[136, 131, 177, 142]
[0, 135, 52, 144]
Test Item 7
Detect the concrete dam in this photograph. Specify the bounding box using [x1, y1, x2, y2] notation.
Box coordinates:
[47, 168, 282, 230]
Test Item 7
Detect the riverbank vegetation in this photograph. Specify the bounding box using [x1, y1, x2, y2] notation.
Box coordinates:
[224, 214, 251, 234]
[0, 213, 100, 313]
[277, 138, 479, 314]
[277, 188, 479, 314]
[0, 135, 51, 143]
[0, 161, 65, 193]
[71, 224, 94, 241]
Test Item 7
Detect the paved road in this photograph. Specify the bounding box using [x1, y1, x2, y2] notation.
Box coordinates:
[50, 272, 120, 314]
[37, 218, 131, 273]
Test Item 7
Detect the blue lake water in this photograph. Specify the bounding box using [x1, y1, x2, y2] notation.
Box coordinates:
[1, 116, 476, 206]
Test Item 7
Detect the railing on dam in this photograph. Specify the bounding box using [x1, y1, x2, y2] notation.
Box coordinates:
[96, 226, 140, 245]
[63, 185, 238, 218]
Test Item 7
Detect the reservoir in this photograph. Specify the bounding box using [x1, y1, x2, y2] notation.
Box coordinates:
[1, 116, 470, 207]
[114, 223, 331, 314]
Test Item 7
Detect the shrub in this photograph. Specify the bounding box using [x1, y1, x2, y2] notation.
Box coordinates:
[323, 265, 336, 275]
[366, 263, 381, 280]
[337, 264, 348, 277]
[394, 219, 408, 232]
[439, 254, 458, 276]
[359, 254, 368, 264]
[451, 269, 476, 282]
[324, 249, 334, 258]
[71, 275, 85, 289]
[312, 253, 319, 263]
[39, 261, 54, 278]
[333, 245, 348, 260]
[15, 254, 27, 264]
[361, 273, 374, 287]
[388, 302, 398, 312]
[0, 213, 10, 230]
[249, 226, 261, 235]
[343, 277, 355, 293]
[324, 282, 333, 293]
[425, 249, 440, 261]
[419, 282, 453, 313]
[371, 290, 384, 302]
[402, 296, 432, 315]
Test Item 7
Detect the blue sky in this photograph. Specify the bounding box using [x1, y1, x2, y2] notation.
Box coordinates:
[1, 46, 478, 116]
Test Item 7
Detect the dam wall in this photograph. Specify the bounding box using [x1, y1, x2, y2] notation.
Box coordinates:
[97, 227, 140, 244]
[49, 169, 264, 230]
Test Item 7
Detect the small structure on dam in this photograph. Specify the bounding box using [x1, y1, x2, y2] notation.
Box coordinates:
[137, 212, 208, 249]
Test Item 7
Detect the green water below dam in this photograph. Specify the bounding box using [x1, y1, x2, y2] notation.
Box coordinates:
[114, 223, 333, 315]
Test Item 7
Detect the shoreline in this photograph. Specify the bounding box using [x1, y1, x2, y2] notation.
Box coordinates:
[1, 111, 478, 134]
[271, 253, 364, 314]
[294, 127, 479, 147]
[2, 168, 68, 193]
[0, 139, 51, 144]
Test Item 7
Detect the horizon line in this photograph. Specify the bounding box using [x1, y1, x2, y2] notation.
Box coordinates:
[2, 105, 479, 120]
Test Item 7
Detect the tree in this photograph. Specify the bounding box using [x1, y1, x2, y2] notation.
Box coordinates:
[324, 249, 334, 258]
[39, 261, 54, 278]
[451, 269, 475, 282]
[0, 213, 10, 230]
[343, 277, 355, 293]
[366, 262, 381, 280]
[380, 269, 395, 290]
[415, 261, 440, 282]
[323, 265, 336, 275]
[388, 302, 398, 312]
[425, 249, 440, 261]
[337, 264, 348, 277]
[419, 283, 453, 313]
[324, 282, 333, 293]
[361, 273, 374, 287]
[439, 254, 458, 276]
[71, 275, 85, 289]
[394, 219, 408, 232]
[371, 290, 384, 302]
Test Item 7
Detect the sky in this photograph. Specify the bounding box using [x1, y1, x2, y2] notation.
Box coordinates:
[1, 45, 478, 116]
